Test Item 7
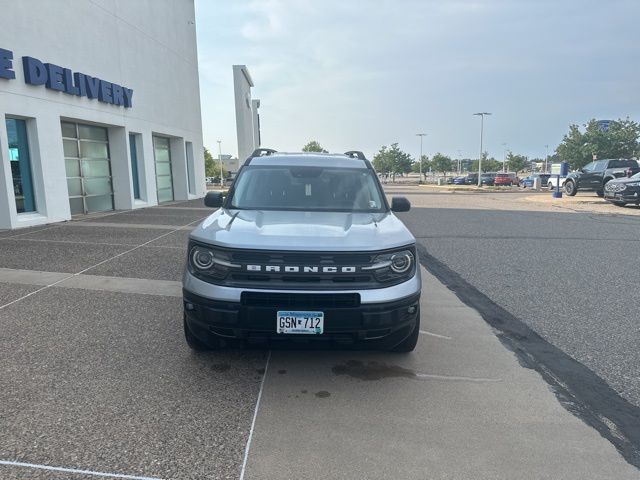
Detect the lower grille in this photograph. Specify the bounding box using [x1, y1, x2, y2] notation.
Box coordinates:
[241, 292, 361, 308]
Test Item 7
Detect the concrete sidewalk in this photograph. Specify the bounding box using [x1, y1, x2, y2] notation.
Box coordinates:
[242, 267, 640, 480]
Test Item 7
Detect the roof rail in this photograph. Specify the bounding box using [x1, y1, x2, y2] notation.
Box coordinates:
[250, 148, 277, 158]
[344, 151, 366, 160]
[244, 148, 277, 166]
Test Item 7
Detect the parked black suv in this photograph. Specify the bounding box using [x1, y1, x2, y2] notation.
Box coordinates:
[464, 173, 478, 185]
[563, 159, 640, 196]
[480, 172, 496, 186]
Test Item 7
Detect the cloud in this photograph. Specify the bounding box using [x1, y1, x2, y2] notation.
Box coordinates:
[240, 0, 286, 40]
[196, 0, 640, 159]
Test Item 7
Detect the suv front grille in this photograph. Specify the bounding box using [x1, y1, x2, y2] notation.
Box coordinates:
[241, 292, 361, 308]
[189, 243, 416, 290]
[226, 249, 380, 289]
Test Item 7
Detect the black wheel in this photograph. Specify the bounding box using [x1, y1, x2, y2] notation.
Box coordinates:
[184, 314, 215, 351]
[613, 201, 627, 207]
[596, 190, 604, 197]
[564, 180, 577, 196]
[390, 309, 420, 353]
[547, 182, 554, 190]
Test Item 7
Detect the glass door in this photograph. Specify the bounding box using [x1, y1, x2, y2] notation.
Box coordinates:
[62, 121, 113, 214]
[153, 136, 173, 203]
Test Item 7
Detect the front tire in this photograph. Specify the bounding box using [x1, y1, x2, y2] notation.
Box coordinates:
[390, 309, 420, 352]
[613, 201, 627, 207]
[564, 180, 577, 196]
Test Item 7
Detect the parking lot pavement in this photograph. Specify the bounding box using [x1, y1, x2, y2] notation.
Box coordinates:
[0, 203, 270, 480]
[2, 200, 639, 479]
[239, 266, 639, 480]
[0, 287, 266, 480]
[386, 184, 640, 216]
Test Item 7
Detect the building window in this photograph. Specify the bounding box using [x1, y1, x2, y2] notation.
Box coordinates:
[6, 118, 36, 213]
[153, 136, 173, 203]
[129, 133, 141, 200]
[185, 141, 195, 195]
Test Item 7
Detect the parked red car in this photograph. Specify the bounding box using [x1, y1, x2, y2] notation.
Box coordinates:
[494, 173, 517, 186]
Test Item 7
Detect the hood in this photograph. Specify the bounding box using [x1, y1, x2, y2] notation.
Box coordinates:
[608, 175, 640, 184]
[189, 209, 415, 251]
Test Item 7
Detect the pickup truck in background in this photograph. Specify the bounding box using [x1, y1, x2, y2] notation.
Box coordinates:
[563, 159, 640, 196]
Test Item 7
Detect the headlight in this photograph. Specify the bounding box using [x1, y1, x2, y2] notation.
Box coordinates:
[390, 252, 413, 273]
[191, 247, 214, 270]
[363, 248, 415, 283]
[189, 244, 240, 280]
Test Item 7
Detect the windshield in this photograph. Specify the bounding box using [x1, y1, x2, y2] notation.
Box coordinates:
[228, 165, 386, 212]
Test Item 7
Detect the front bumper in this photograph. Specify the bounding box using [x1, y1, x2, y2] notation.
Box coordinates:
[604, 189, 640, 203]
[183, 289, 421, 349]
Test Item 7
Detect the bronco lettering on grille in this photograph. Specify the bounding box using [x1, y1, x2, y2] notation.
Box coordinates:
[246, 265, 358, 273]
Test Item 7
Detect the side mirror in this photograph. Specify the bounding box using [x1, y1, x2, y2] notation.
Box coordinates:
[391, 196, 411, 212]
[204, 191, 224, 208]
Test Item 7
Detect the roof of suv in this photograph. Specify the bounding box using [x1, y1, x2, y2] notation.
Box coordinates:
[250, 152, 368, 169]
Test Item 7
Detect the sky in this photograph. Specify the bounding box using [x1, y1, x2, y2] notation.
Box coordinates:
[195, 0, 640, 161]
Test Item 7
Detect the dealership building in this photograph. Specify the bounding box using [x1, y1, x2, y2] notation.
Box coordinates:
[0, 1, 205, 230]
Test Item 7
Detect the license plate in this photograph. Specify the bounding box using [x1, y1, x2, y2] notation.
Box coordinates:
[277, 311, 324, 334]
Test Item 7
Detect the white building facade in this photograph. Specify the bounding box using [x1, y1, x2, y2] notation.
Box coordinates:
[0, 0, 205, 230]
[233, 65, 260, 162]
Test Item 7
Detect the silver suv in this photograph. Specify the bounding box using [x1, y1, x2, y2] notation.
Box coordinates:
[182, 149, 421, 351]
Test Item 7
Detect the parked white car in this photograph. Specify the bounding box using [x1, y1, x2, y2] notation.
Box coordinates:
[547, 175, 567, 190]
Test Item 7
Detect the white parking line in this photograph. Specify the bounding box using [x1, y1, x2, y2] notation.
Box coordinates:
[0, 236, 183, 249]
[419, 330, 452, 340]
[239, 350, 272, 480]
[0, 460, 163, 480]
[414, 373, 501, 382]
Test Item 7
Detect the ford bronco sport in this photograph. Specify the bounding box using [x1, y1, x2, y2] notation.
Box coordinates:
[182, 149, 421, 352]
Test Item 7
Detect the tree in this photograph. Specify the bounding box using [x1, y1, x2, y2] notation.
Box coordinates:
[302, 140, 328, 153]
[411, 155, 431, 179]
[204, 147, 227, 178]
[470, 152, 501, 173]
[505, 152, 528, 173]
[372, 143, 413, 181]
[431, 153, 453, 177]
[204, 147, 216, 177]
[556, 118, 640, 170]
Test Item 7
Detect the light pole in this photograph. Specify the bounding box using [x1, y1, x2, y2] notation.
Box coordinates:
[217, 140, 223, 187]
[457, 149, 463, 174]
[544, 144, 549, 173]
[502, 142, 508, 172]
[416, 133, 427, 183]
[473, 112, 491, 186]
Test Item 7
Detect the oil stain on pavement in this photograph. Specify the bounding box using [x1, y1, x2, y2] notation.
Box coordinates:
[332, 360, 416, 381]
